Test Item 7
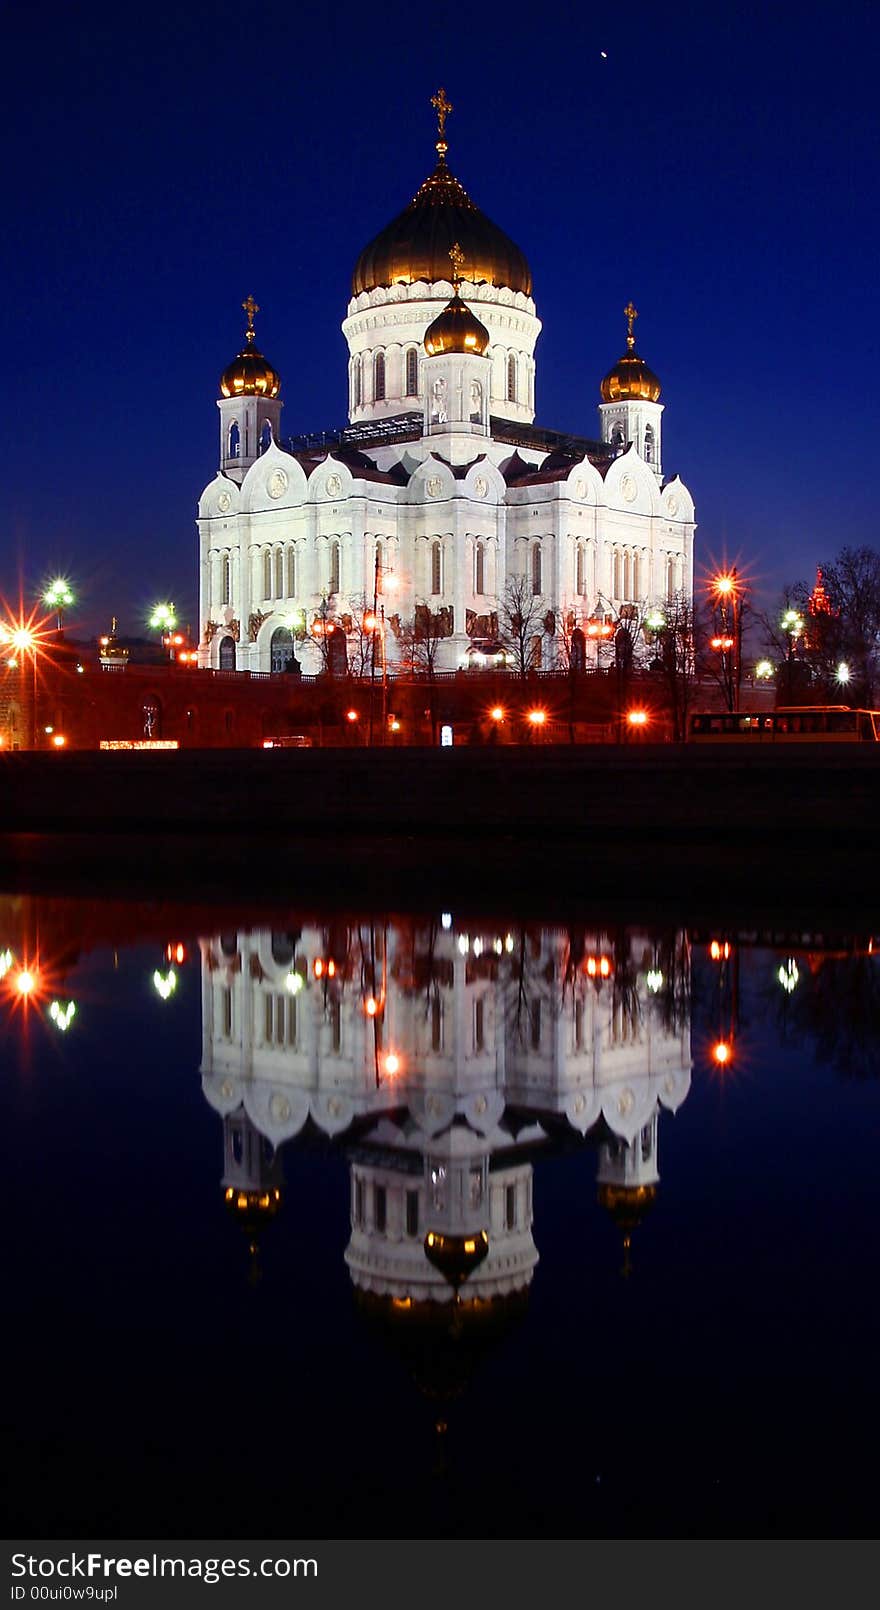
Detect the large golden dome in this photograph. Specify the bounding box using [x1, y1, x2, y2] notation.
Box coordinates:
[352, 90, 532, 296]
[600, 301, 661, 403]
[219, 295, 281, 399]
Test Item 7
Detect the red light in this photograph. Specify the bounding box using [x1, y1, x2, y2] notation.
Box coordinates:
[709, 940, 731, 961]
[346, 709, 359, 722]
[365, 996, 379, 1017]
[627, 709, 648, 727]
[314, 959, 324, 978]
[165, 943, 187, 965]
[327, 959, 336, 978]
[712, 1040, 732, 1066]
[384, 1053, 401, 1077]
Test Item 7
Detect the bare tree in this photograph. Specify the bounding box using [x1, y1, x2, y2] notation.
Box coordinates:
[648, 591, 703, 742]
[397, 602, 451, 742]
[498, 573, 548, 677]
[820, 546, 880, 701]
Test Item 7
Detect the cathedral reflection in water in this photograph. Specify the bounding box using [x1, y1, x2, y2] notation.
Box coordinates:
[201, 920, 692, 1331]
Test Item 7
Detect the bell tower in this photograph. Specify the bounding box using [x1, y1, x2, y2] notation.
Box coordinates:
[599, 302, 664, 479]
[217, 296, 284, 484]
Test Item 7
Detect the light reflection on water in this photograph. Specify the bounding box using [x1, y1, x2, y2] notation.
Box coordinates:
[2, 894, 879, 1538]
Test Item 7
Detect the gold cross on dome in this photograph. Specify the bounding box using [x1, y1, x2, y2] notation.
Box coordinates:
[243, 294, 260, 343]
[431, 87, 453, 138]
[449, 242, 465, 286]
[624, 300, 638, 349]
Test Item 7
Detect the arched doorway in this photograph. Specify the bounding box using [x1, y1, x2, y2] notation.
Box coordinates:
[270, 626, 299, 674]
[218, 635, 236, 671]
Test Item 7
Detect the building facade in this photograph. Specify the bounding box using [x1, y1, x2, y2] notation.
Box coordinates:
[197, 95, 696, 677]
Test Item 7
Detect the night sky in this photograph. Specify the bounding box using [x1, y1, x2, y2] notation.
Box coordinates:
[5, 1, 877, 638]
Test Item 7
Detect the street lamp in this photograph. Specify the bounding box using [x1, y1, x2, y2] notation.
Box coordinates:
[44, 579, 74, 634]
[781, 608, 804, 700]
[150, 603, 177, 661]
[710, 570, 744, 712]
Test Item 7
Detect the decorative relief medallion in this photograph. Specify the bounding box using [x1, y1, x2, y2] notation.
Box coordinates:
[325, 473, 342, 498]
[267, 468, 288, 500]
[217, 492, 231, 513]
[426, 475, 443, 498]
[575, 478, 587, 500]
[617, 1088, 635, 1116]
[270, 1093, 291, 1122]
[665, 494, 679, 518]
[621, 474, 637, 504]
[474, 475, 488, 499]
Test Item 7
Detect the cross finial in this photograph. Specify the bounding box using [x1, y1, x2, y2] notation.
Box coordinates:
[242, 294, 259, 345]
[624, 300, 638, 350]
[431, 87, 453, 159]
[449, 241, 465, 288]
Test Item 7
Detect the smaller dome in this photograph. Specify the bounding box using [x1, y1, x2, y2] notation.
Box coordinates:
[220, 295, 281, 399]
[425, 289, 490, 357]
[600, 301, 661, 403]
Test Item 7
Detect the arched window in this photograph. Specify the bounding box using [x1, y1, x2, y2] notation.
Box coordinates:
[665, 554, 675, 601]
[221, 553, 231, 605]
[219, 636, 236, 671]
[259, 420, 272, 455]
[228, 421, 240, 459]
[644, 425, 654, 464]
[286, 545, 296, 597]
[274, 548, 284, 599]
[431, 541, 442, 596]
[611, 424, 624, 450]
[354, 357, 362, 409]
[613, 549, 622, 599]
[507, 353, 517, 403]
[329, 540, 340, 594]
[576, 545, 584, 597]
[270, 626, 296, 673]
[531, 542, 542, 596]
[475, 541, 485, 596]
[632, 552, 641, 600]
[263, 550, 272, 599]
[405, 348, 418, 397]
[623, 550, 632, 601]
[374, 351, 385, 402]
[374, 541, 384, 593]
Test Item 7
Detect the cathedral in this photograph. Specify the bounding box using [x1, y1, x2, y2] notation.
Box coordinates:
[197, 91, 696, 676]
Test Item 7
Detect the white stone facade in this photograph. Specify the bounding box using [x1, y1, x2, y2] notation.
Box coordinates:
[197, 186, 695, 676]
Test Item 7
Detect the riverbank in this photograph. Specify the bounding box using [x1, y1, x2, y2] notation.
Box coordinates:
[1, 744, 877, 913]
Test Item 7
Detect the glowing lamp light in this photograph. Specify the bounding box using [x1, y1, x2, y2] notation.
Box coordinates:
[44, 579, 74, 610]
[365, 996, 379, 1017]
[346, 709, 359, 722]
[713, 574, 736, 597]
[152, 968, 177, 1000]
[709, 940, 731, 961]
[284, 970, 304, 995]
[48, 1000, 76, 1032]
[527, 709, 546, 726]
[15, 969, 37, 997]
[646, 969, 664, 993]
[384, 1053, 401, 1077]
[778, 959, 799, 994]
[441, 913, 452, 930]
[782, 609, 803, 636]
[52, 735, 66, 748]
[12, 628, 35, 653]
[712, 1040, 732, 1066]
[457, 934, 469, 955]
[627, 709, 649, 726]
[389, 719, 401, 732]
[0, 948, 14, 978]
[490, 706, 505, 723]
[646, 610, 666, 631]
[364, 614, 379, 631]
[836, 662, 851, 684]
[711, 635, 734, 651]
[149, 604, 177, 633]
[165, 943, 187, 965]
[755, 660, 774, 680]
[314, 959, 324, 978]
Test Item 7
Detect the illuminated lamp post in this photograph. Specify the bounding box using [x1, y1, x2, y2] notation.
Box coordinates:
[710, 571, 744, 712]
[149, 602, 177, 661]
[44, 578, 74, 635]
[10, 626, 38, 748]
[780, 608, 804, 702]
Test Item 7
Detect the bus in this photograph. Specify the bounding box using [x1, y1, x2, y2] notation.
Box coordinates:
[689, 706, 880, 743]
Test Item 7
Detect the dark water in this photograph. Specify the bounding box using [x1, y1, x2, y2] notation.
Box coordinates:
[2, 893, 879, 1539]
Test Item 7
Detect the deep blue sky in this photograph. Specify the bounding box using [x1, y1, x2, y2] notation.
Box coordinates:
[4, 0, 877, 637]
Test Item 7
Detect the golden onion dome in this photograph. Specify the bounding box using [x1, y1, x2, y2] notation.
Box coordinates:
[219, 295, 281, 399]
[425, 285, 490, 357]
[352, 89, 532, 296]
[597, 1182, 658, 1237]
[600, 301, 661, 403]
